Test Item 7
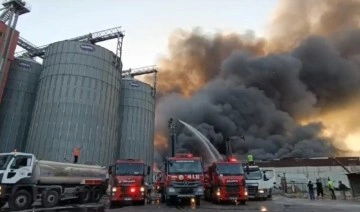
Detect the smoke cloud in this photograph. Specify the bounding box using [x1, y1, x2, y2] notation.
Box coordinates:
[151, 0, 360, 163]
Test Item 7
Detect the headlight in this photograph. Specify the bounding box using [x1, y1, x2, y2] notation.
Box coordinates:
[112, 187, 117, 192]
[168, 187, 175, 193]
[259, 189, 264, 193]
[245, 191, 248, 196]
[140, 187, 145, 192]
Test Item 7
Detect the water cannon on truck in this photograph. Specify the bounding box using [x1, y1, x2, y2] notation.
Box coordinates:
[203, 137, 248, 204]
[0, 151, 108, 211]
[108, 159, 151, 207]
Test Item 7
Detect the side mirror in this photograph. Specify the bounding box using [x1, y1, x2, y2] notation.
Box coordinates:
[147, 166, 151, 175]
[108, 165, 113, 175]
[246, 164, 250, 174]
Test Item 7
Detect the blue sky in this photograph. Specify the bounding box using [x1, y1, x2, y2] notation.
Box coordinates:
[14, 0, 278, 70]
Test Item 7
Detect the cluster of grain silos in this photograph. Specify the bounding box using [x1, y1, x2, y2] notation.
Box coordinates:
[0, 39, 156, 174]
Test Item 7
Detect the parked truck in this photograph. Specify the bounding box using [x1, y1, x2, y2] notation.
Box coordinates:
[108, 159, 150, 207]
[157, 153, 204, 206]
[0, 151, 108, 211]
[244, 165, 275, 200]
[204, 157, 247, 204]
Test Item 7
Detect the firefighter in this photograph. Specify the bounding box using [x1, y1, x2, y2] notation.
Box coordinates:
[247, 154, 254, 166]
[327, 178, 336, 200]
[73, 145, 81, 164]
[316, 179, 324, 199]
[338, 181, 347, 200]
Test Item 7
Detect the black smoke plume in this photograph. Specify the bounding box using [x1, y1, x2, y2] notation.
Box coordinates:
[151, 0, 360, 163]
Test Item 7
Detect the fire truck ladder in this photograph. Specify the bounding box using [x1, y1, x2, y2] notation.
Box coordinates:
[16, 26, 125, 69]
[0, 0, 31, 103]
[122, 65, 158, 97]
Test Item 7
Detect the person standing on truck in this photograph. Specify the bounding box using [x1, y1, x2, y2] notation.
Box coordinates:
[316, 179, 324, 199]
[73, 145, 81, 164]
[307, 181, 315, 200]
[327, 178, 336, 200]
[247, 154, 254, 166]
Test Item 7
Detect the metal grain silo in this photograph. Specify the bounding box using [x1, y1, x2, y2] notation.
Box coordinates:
[118, 78, 155, 181]
[0, 57, 42, 152]
[25, 41, 122, 166]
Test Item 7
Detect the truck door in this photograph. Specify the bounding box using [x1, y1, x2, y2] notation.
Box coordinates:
[2, 155, 33, 184]
[262, 169, 276, 188]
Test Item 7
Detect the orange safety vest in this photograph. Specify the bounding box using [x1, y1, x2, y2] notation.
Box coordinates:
[73, 147, 80, 156]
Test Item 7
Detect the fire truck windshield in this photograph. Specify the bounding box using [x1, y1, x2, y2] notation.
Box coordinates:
[115, 163, 144, 176]
[216, 163, 244, 175]
[0, 154, 12, 170]
[168, 160, 202, 174]
[245, 168, 262, 180]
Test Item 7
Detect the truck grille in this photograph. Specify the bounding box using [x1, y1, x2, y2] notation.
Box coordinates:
[246, 185, 258, 195]
[173, 182, 199, 187]
[226, 186, 240, 194]
[179, 188, 194, 194]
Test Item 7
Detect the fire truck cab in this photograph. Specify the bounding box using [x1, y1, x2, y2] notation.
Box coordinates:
[159, 153, 204, 206]
[204, 158, 247, 204]
[108, 159, 151, 207]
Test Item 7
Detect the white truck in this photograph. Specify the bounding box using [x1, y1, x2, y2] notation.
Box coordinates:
[0, 151, 108, 211]
[244, 165, 275, 200]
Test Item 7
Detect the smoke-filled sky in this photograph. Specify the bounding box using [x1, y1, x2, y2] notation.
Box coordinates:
[150, 0, 360, 163]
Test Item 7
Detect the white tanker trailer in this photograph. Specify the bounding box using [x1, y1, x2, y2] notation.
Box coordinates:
[0, 152, 108, 211]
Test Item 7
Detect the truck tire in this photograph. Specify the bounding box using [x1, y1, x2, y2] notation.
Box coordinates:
[91, 187, 103, 202]
[78, 187, 91, 204]
[42, 189, 60, 208]
[0, 200, 6, 208]
[195, 196, 201, 206]
[8, 189, 32, 211]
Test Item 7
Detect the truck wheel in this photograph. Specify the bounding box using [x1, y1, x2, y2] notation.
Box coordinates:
[0, 200, 6, 208]
[91, 187, 103, 202]
[195, 196, 201, 206]
[160, 191, 165, 203]
[165, 195, 173, 206]
[42, 189, 60, 208]
[8, 189, 32, 211]
[78, 187, 91, 204]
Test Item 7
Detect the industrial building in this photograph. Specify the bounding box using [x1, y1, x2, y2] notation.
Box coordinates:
[0, 0, 157, 174]
[257, 157, 360, 192]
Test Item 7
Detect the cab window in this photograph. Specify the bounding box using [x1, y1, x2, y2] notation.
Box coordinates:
[10, 156, 32, 169]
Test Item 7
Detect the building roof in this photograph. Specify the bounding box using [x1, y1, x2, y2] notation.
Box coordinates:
[256, 157, 360, 167]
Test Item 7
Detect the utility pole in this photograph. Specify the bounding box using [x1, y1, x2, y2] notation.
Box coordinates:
[168, 118, 177, 157]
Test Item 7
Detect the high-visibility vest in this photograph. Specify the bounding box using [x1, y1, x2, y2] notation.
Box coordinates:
[73, 148, 80, 156]
[247, 154, 254, 162]
[327, 180, 334, 189]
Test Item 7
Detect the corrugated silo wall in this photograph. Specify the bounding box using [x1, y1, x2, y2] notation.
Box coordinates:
[0, 57, 42, 152]
[118, 78, 155, 182]
[25, 41, 121, 166]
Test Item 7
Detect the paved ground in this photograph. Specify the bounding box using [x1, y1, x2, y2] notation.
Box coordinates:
[106, 196, 360, 212]
[2, 196, 360, 211]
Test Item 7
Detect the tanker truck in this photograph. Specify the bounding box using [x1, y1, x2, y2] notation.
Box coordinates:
[0, 151, 108, 211]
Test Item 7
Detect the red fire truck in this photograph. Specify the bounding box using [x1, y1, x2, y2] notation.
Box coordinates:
[203, 157, 247, 204]
[108, 159, 151, 207]
[157, 153, 204, 206]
